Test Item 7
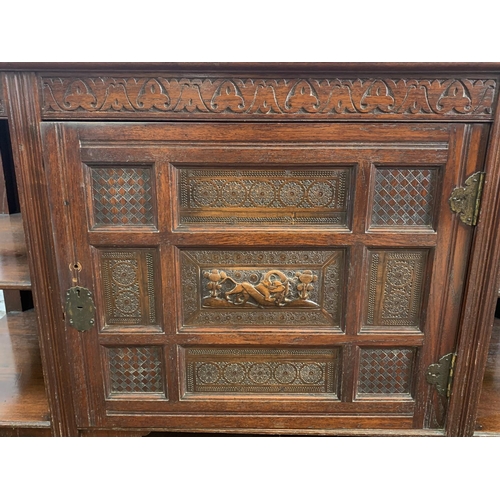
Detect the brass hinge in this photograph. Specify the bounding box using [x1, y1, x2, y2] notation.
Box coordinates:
[426, 352, 457, 398]
[449, 172, 485, 226]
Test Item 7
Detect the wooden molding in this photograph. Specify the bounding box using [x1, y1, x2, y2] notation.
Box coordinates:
[446, 92, 500, 436]
[4, 72, 78, 436]
[0, 76, 5, 117]
[41, 76, 497, 121]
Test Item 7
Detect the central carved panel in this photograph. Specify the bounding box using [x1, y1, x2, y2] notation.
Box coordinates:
[180, 249, 344, 328]
[177, 167, 350, 227]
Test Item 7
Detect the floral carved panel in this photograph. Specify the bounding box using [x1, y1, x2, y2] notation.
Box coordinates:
[99, 249, 159, 328]
[183, 347, 339, 396]
[365, 250, 428, 330]
[177, 167, 351, 227]
[41, 77, 497, 120]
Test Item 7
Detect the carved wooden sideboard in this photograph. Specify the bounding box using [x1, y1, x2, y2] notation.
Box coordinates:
[1, 63, 500, 436]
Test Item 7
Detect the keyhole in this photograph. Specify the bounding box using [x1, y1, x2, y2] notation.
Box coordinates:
[76, 288, 81, 298]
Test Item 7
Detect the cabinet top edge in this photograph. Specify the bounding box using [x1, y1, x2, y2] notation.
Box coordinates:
[1, 62, 500, 74]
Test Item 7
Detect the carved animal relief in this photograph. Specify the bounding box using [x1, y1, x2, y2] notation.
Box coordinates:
[202, 268, 319, 309]
[180, 250, 343, 328]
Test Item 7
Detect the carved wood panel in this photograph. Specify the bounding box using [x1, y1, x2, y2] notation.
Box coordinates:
[182, 347, 339, 396]
[87, 166, 156, 229]
[356, 348, 416, 398]
[180, 249, 344, 329]
[365, 250, 428, 330]
[105, 346, 165, 397]
[177, 166, 351, 227]
[40, 119, 488, 432]
[41, 76, 497, 120]
[98, 249, 160, 328]
[370, 167, 439, 229]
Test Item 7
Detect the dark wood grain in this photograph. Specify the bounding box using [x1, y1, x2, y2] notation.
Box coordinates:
[0, 151, 8, 214]
[475, 317, 500, 433]
[446, 88, 500, 436]
[2, 63, 500, 436]
[40, 119, 481, 433]
[0, 309, 50, 427]
[0, 214, 31, 289]
[4, 72, 77, 436]
[0, 76, 5, 117]
[2, 62, 500, 74]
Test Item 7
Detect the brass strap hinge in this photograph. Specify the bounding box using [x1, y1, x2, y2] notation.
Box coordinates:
[426, 352, 457, 398]
[449, 172, 485, 226]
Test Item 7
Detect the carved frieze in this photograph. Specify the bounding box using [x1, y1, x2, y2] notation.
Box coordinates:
[177, 167, 350, 227]
[41, 77, 497, 120]
[366, 250, 427, 329]
[180, 249, 343, 328]
[183, 347, 339, 395]
[100, 249, 159, 327]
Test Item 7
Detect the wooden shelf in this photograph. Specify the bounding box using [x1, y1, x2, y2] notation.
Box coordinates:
[0, 309, 50, 428]
[0, 214, 31, 290]
[475, 317, 500, 435]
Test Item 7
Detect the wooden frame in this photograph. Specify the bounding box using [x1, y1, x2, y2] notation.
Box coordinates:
[1, 63, 499, 436]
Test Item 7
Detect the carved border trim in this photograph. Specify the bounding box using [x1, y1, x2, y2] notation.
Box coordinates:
[41, 76, 497, 120]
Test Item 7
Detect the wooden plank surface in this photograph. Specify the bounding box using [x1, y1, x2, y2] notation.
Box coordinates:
[0, 309, 50, 426]
[0, 214, 31, 289]
[475, 317, 500, 434]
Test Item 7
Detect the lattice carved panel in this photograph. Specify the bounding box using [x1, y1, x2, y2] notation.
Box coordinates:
[177, 167, 350, 227]
[183, 347, 339, 396]
[180, 249, 344, 328]
[357, 348, 415, 397]
[100, 249, 159, 327]
[365, 250, 428, 329]
[371, 167, 438, 228]
[106, 346, 165, 396]
[89, 166, 155, 228]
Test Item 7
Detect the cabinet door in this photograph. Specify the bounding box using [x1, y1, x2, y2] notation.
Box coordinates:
[41, 122, 487, 432]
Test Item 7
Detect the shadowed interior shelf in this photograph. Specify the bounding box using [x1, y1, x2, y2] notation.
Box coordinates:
[0, 214, 31, 290]
[0, 309, 50, 428]
[0, 212, 49, 432]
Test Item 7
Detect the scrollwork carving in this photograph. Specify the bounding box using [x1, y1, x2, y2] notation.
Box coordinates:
[42, 77, 497, 119]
